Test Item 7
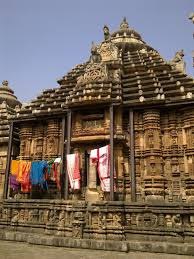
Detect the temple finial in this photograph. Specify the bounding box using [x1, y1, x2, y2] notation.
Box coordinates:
[120, 17, 129, 29]
[2, 80, 9, 87]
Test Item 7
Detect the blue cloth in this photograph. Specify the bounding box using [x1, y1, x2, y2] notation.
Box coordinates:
[30, 161, 48, 188]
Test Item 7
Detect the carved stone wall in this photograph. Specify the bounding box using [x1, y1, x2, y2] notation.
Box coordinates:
[122, 106, 194, 203]
[19, 119, 61, 161]
[1, 199, 194, 244]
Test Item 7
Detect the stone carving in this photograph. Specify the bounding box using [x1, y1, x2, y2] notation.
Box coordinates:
[2, 80, 9, 87]
[77, 62, 107, 85]
[72, 211, 85, 239]
[90, 42, 101, 63]
[11, 209, 19, 223]
[103, 25, 110, 40]
[120, 17, 129, 29]
[99, 41, 119, 62]
[172, 214, 182, 227]
[109, 69, 121, 82]
[56, 210, 66, 236]
[172, 50, 184, 63]
[171, 49, 186, 73]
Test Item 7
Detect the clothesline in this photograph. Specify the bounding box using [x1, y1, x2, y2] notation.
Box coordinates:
[10, 158, 61, 193]
[9, 144, 115, 194]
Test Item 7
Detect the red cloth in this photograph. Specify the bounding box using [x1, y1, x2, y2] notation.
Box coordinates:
[21, 161, 31, 193]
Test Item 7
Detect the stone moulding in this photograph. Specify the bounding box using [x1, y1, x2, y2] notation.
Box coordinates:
[1, 200, 194, 255]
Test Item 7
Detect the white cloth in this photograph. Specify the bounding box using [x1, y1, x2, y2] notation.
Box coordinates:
[98, 145, 110, 179]
[66, 154, 80, 190]
[90, 145, 111, 192]
[54, 157, 61, 163]
[90, 149, 98, 160]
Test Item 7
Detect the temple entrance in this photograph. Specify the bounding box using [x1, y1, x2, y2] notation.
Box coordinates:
[79, 144, 109, 202]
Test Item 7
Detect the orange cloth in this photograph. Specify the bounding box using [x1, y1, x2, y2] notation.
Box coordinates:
[11, 160, 32, 193]
[11, 160, 19, 175]
[17, 160, 26, 183]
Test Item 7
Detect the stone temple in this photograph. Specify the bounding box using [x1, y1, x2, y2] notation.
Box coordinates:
[0, 18, 194, 255]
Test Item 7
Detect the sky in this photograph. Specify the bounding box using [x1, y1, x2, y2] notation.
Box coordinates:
[0, 0, 194, 103]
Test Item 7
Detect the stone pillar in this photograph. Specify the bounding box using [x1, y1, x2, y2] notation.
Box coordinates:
[104, 108, 110, 134]
[85, 158, 99, 201]
[19, 123, 33, 160]
[182, 107, 194, 202]
[74, 113, 82, 136]
[33, 124, 44, 161]
[46, 120, 60, 160]
[143, 109, 165, 201]
[115, 107, 123, 135]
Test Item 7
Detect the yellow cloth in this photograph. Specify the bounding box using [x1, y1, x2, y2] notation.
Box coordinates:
[11, 160, 19, 175]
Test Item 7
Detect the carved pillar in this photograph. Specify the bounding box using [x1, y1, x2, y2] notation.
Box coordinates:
[182, 107, 194, 202]
[88, 159, 97, 189]
[104, 108, 110, 134]
[74, 113, 82, 136]
[19, 123, 33, 160]
[46, 120, 60, 160]
[115, 107, 122, 135]
[143, 109, 165, 201]
[33, 124, 44, 161]
[114, 144, 124, 200]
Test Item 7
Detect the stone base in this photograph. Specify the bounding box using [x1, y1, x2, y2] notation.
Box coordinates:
[1, 199, 194, 256]
[85, 189, 100, 201]
[1, 230, 194, 256]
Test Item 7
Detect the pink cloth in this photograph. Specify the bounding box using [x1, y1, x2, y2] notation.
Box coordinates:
[66, 154, 81, 190]
[90, 145, 112, 192]
[98, 145, 110, 192]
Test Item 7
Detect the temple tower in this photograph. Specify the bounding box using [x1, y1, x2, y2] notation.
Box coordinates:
[0, 80, 21, 199]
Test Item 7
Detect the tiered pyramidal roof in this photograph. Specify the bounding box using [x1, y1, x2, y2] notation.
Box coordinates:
[15, 18, 194, 119]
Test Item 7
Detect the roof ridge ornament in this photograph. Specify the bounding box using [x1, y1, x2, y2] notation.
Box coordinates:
[103, 25, 110, 40]
[120, 17, 129, 29]
[2, 80, 9, 87]
[170, 49, 186, 73]
[90, 42, 101, 63]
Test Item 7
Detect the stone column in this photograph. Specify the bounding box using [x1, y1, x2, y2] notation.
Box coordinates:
[46, 119, 60, 160]
[115, 107, 122, 135]
[143, 109, 165, 201]
[182, 107, 194, 202]
[33, 124, 44, 161]
[85, 158, 99, 202]
[19, 123, 33, 160]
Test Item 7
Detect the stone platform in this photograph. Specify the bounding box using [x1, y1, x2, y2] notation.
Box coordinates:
[1, 199, 194, 256]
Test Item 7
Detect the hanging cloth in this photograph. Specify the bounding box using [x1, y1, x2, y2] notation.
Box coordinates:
[47, 158, 61, 190]
[10, 160, 20, 175]
[98, 145, 110, 192]
[30, 161, 48, 189]
[90, 145, 113, 192]
[10, 174, 19, 191]
[66, 154, 81, 190]
[17, 160, 27, 183]
[21, 161, 31, 193]
[90, 149, 98, 163]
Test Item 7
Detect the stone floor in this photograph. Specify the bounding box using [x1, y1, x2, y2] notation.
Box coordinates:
[0, 240, 193, 259]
